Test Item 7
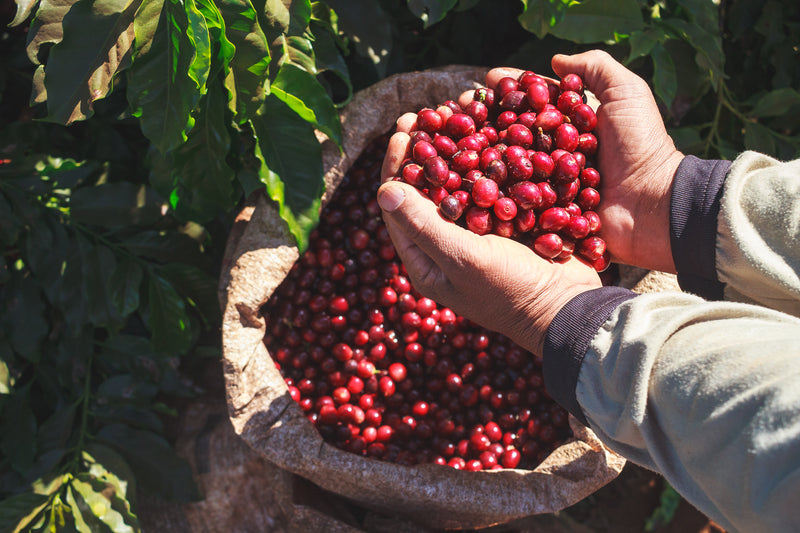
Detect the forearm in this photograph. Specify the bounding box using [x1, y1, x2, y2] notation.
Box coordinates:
[543, 151, 800, 532]
[545, 289, 800, 533]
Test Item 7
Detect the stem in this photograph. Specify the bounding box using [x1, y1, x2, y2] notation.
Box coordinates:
[703, 85, 725, 158]
[69, 351, 93, 470]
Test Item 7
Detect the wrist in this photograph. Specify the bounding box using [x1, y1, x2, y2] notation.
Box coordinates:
[625, 148, 684, 273]
[513, 268, 603, 356]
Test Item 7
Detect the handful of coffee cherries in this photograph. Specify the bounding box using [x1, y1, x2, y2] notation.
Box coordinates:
[393, 71, 609, 271]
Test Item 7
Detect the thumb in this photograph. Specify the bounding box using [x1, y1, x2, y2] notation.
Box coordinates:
[551, 49, 643, 103]
[377, 181, 477, 284]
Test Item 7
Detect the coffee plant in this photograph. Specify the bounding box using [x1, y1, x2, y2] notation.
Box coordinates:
[0, 0, 797, 530]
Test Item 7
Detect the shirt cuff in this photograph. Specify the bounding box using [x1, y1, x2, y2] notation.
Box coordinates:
[542, 286, 636, 426]
[669, 155, 732, 300]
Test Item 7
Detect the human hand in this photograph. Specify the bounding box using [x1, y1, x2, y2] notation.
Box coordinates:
[463, 51, 683, 272]
[375, 178, 601, 356]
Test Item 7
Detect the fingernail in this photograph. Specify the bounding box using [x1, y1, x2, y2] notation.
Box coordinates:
[377, 184, 405, 212]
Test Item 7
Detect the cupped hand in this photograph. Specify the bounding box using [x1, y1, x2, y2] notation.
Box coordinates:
[375, 178, 601, 356]
[463, 51, 683, 272]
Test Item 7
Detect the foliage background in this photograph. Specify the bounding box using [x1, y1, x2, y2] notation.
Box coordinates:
[0, 0, 798, 530]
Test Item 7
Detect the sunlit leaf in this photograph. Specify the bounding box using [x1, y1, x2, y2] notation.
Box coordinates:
[185, 0, 212, 94]
[193, 0, 235, 78]
[42, 0, 143, 124]
[126, 0, 203, 153]
[270, 63, 342, 147]
[518, 0, 570, 39]
[250, 95, 324, 253]
[10, 0, 40, 26]
[0, 492, 49, 533]
[263, 0, 312, 41]
[626, 27, 666, 62]
[551, 0, 644, 43]
[26, 0, 75, 65]
[95, 424, 200, 501]
[169, 77, 238, 223]
[218, 0, 270, 122]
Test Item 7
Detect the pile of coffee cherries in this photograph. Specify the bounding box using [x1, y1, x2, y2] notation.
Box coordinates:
[394, 71, 609, 271]
[262, 135, 571, 472]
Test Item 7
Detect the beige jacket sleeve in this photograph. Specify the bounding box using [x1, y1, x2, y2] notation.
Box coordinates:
[543, 152, 800, 533]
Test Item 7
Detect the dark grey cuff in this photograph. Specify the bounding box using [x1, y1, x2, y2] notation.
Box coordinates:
[669, 156, 732, 300]
[543, 286, 636, 427]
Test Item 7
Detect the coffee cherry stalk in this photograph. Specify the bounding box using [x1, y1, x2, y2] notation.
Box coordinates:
[394, 71, 610, 271]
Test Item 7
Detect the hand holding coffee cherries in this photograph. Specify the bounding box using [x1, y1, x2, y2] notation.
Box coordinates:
[378, 50, 682, 353]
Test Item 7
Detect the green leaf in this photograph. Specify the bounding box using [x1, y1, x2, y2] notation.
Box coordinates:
[54, 252, 89, 336]
[10, 0, 40, 26]
[651, 42, 677, 109]
[126, 0, 203, 153]
[95, 424, 200, 501]
[218, 0, 270, 122]
[69, 477, 137, 533]
[146, 273, 193, 355]
[250, 95, 324, 253]
[84, 444, 138, 505]
[41, 0, 143, 125]
[277, 34, 317, 74]
[70, 182, 164, 228]
[263, 0, 312, 41]
[310, 26, 353, 106]
[158, 263, 221, 327]
[26, 0, 75, 65]
[0, 192, 22, 246]
[120, 230, 208, 267]
[406, 0, 457, 28]
[748, 88, 800, 118]
[193, 0, 235, 78]
[0, 387, 37, 472]
[669, 126, 704, 155]
[744, 122, 777, 156]
[0, 492, 49, 533]
[37, 403, 77, 454]
[325, 0, 391, 78]
[169, 77, 238, 223]
[185, 0, 212, 94]
[1, 274, 48, 362]
[270, 63, 342, 147]
[517, 0, 569, 39]
[626, 27, 666, 63]
[661, 17, 724, 89]
[65, 485, 97, 533]
[551, 0, 644, 43]
[77, 236, 120, 328]
[107, 260, 143, 319]
[97, 374, 158, 402]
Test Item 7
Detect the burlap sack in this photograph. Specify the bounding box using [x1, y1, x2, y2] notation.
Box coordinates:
[220, 67, 626, 531]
